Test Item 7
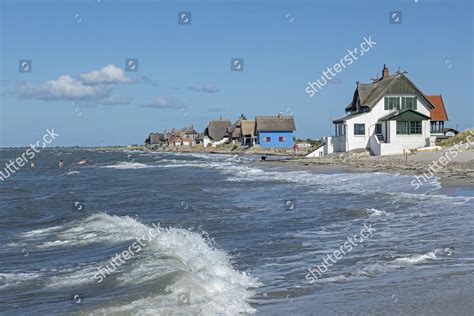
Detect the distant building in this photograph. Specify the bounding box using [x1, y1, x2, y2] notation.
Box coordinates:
[182, 126, 199, 141]
[443, 128, 458, 137]
[145, 132, 166, 146]
[204, 119, 232, 147]
[255, 114, 296, 148]
[228, 114, 257, 146]
[427, 95, 449, 138]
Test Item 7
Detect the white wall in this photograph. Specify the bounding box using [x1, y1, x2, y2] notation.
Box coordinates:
[343, 95, 432, 155]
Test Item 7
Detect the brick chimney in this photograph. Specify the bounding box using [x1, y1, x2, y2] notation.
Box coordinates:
[382, 64, 389, 79]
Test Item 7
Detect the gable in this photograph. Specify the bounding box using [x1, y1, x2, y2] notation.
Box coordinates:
[381, 109, 431, 122]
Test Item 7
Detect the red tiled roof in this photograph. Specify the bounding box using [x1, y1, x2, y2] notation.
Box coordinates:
[427, 95, 448, 121]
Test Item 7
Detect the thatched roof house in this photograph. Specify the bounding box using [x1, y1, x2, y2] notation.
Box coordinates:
[205, 119, 232, 141]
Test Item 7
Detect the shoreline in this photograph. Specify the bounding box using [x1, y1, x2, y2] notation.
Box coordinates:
[262, 155, 474, 188]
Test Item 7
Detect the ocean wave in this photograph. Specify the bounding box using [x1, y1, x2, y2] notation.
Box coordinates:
[391, 248, 450, 265]
[0, 272, 43, 289]
[18, 213, 260, 315]
[102, 162, 150, 169]
[313, 248, 454, 285]
[365, 208, 390, 217]
[62, 170, 80, 176]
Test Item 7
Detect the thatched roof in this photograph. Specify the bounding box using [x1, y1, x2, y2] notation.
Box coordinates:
[149, 133, 165, 144]
[255, 115, 296, 132]
[206, 119, 231, 140]
[241, 120, 255, 136]
[345, 71, 436, 112]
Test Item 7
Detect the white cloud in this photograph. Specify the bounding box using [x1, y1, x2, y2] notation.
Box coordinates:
[79, 64, 133, 84]
[18, 75, 110, 101]
[141, 97, 185, 109]
[17, 64, 132, 105]
[187, 84, 220, 93]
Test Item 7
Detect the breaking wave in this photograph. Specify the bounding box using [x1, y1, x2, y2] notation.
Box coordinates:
[14, 213, 260, 315]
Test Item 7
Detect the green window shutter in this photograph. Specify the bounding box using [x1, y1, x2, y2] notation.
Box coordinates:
[413, 97, 417, 110]
[401, 97, 406, 110]
[384, 97, 388, 110]
[396, 97, 401, 110]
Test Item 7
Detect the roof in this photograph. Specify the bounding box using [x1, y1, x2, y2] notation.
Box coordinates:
[241, 120, 256, 136]
[255, 115, 296, 132]
[379, 109, 431, 122]
[443, 128, 458, 133]
[183, 127, 199, 135]
[427, 95, 448, 121]
[333, 111, 367, 123]
[228, 115, 248, 133]
[149, 133, 165, 144]
[206, 119, 231, 140]
[345, 72, 436, 112]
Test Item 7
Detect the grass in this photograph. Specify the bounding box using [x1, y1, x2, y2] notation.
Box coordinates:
[437, 128, 474, 147]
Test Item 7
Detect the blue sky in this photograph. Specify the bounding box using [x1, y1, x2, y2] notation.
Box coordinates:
[1, 0, 472, 147]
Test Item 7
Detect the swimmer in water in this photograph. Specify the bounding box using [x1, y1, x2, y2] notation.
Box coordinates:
[77, 158, 87, 165]
[58, 160, 64, 168]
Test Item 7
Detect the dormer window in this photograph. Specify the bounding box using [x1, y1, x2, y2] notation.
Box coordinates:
[384, 96, 399, 110]
[384, 96, 417, 110]
[401, 96, 417, 110]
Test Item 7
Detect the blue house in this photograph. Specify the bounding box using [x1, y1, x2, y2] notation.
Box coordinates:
[256, 114, 296, 148]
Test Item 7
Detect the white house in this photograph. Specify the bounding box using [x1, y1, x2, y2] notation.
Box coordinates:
[324, 65, 439, 156]
[203, 119, 231, 148]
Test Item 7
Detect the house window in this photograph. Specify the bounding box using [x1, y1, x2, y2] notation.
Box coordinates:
[397, 121, 422, 135]
[354, 124, 365, 135]
[278, 136, 287, 142]
[401, 96, 417, 110]
[384, 96, 400, 110]
[263, 137, 271, 142]
[335, 123, 346, 136]
[375, 124, 382, 134]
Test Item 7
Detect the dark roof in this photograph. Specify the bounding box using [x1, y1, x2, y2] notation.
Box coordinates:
[379, 109, 431, 121]
[149, 132, 165, 144]
[427, 95, 448, 121]
[345, 73, 436, 112]
[206, 119, 231, 140]
[443, 128, 458, 134]
[255, 115, 296, 132]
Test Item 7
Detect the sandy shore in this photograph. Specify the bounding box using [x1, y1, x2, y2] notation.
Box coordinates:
[263, 149, 474, 187]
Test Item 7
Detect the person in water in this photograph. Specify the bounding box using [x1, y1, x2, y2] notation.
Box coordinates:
[77, 158, 87, 165]
[58, 160, 64, 168]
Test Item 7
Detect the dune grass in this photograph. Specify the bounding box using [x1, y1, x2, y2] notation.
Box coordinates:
[438, 128, 474, 147]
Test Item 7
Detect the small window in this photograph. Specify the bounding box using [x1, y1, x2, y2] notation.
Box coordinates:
[384, 97, 400, 110]
[375, 124, 382, 134]
[354, 124, 365, 135]
[279, 136, 287, 142]
[264, 137, 271, 142]
[401, 96, 417, 110]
